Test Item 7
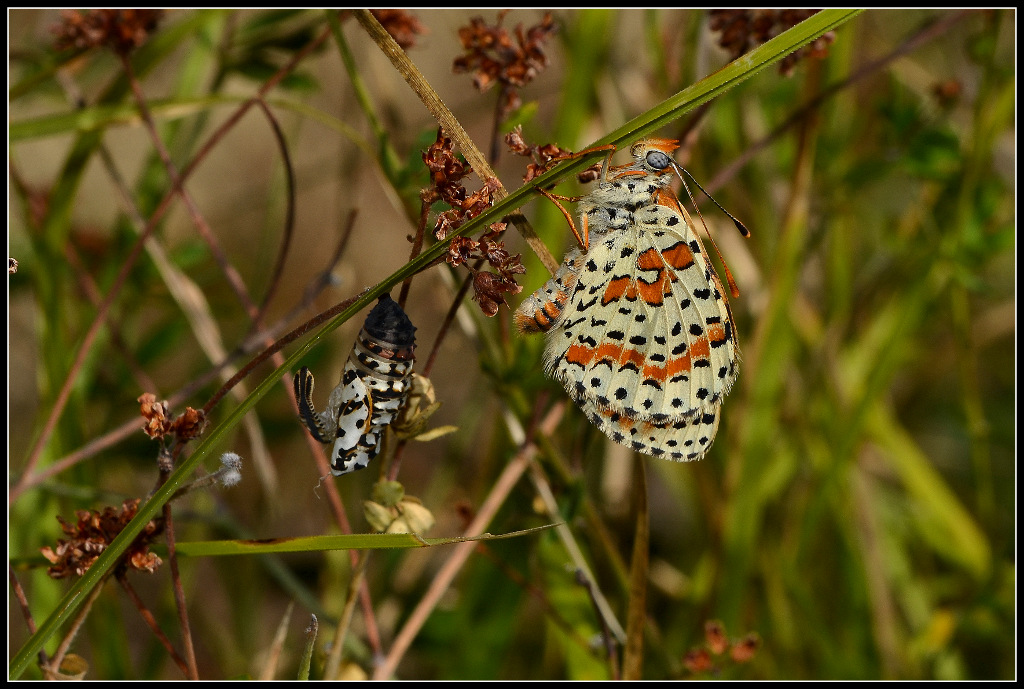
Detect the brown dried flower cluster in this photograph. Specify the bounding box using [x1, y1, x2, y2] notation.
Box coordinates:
[421, 129, 525, 317]
[709, 9, 834, 77]
[505, 125, 575, 183]
[932, 79, 963, 109]
[138, 393, 206, 443]
[448, 227, 526, 317]
[370, 9, 427, 50]
[505, 125, 603, 184]
[422, 129, 490, 241]
[453, 11, 557, 121]
[682, 620, 761, 675]
[53, 9, 163, 55]
[40, 499, 163, 578]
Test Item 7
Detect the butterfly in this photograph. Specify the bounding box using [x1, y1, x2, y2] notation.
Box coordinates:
[515, 139, 741, 461]
[294, 294, 417, 475]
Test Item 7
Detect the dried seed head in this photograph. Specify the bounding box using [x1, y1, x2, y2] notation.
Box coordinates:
[504, 125, 576, 182]
[729, 633, 761, 663]
[53, 9, 163, 55]
[138, 393, 172, 439]
[138, 393, 206, 444]
[471, 270, 523, 317]
[370, 9, 427, 50]
[423, 129, 499, 240]
[708, 9, 833, 77]
[453, 12, 557, 121]
[40, 499, 163, 578]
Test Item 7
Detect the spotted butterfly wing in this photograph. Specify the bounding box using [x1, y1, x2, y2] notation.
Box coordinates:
[545, 202, 737, 459]
[515, 139, 740, 461]
[294, 294, 417, 475]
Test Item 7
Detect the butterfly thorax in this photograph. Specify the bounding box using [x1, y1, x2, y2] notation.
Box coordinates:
[576, 138, 681, 238]
[578, 170, 673, 238]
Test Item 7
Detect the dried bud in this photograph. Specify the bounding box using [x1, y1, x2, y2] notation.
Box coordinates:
[370, 9, 427, 50]
[138, 393, 172, 439]
[705, 620, 729, 655]
[683, 648, 714, 674]
[576, 162, 604, 184]
[932, 79, 962, 108]
[730, 633, 761, 663]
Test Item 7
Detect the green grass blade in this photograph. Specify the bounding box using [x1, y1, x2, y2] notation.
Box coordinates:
[169, 525, 559, 557]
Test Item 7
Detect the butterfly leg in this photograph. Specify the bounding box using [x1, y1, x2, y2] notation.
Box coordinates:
[536, 187, 589, 249]
[564, 142, 618, 183]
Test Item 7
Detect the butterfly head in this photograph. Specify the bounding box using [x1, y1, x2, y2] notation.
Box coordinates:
[630, 138, 680, 175]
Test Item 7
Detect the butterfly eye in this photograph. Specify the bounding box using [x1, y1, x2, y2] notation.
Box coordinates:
[646, 150, 672, 171]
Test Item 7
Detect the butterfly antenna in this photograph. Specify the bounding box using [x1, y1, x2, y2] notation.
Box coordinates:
[669, 162, 745, 299]
[673, 163, 751, 238]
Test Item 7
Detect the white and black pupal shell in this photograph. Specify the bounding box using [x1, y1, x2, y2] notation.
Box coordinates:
[294, 294, 417, 475]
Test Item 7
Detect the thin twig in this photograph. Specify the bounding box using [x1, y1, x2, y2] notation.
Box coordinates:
[117, 572, 191, 677]
[121, 53, 257, 317]
[397, 200, 431, 309]
[259, 601, 295, 680]
[202, 291, 366, 415]
[372, 403, 565, 680]
[9, 566, 47, 668]
[9, 222, 356, 503]
[323, 550, 371, 679]
[422, 266, 477, 378]
[161, 504, 199, 679]
[62, 237, 158, 393]
[250, 96, 298, 332]
[46, 580, 104, 678]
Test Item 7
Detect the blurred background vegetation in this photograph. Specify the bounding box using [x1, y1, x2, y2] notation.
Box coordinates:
[8, 9, 1015, 680]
